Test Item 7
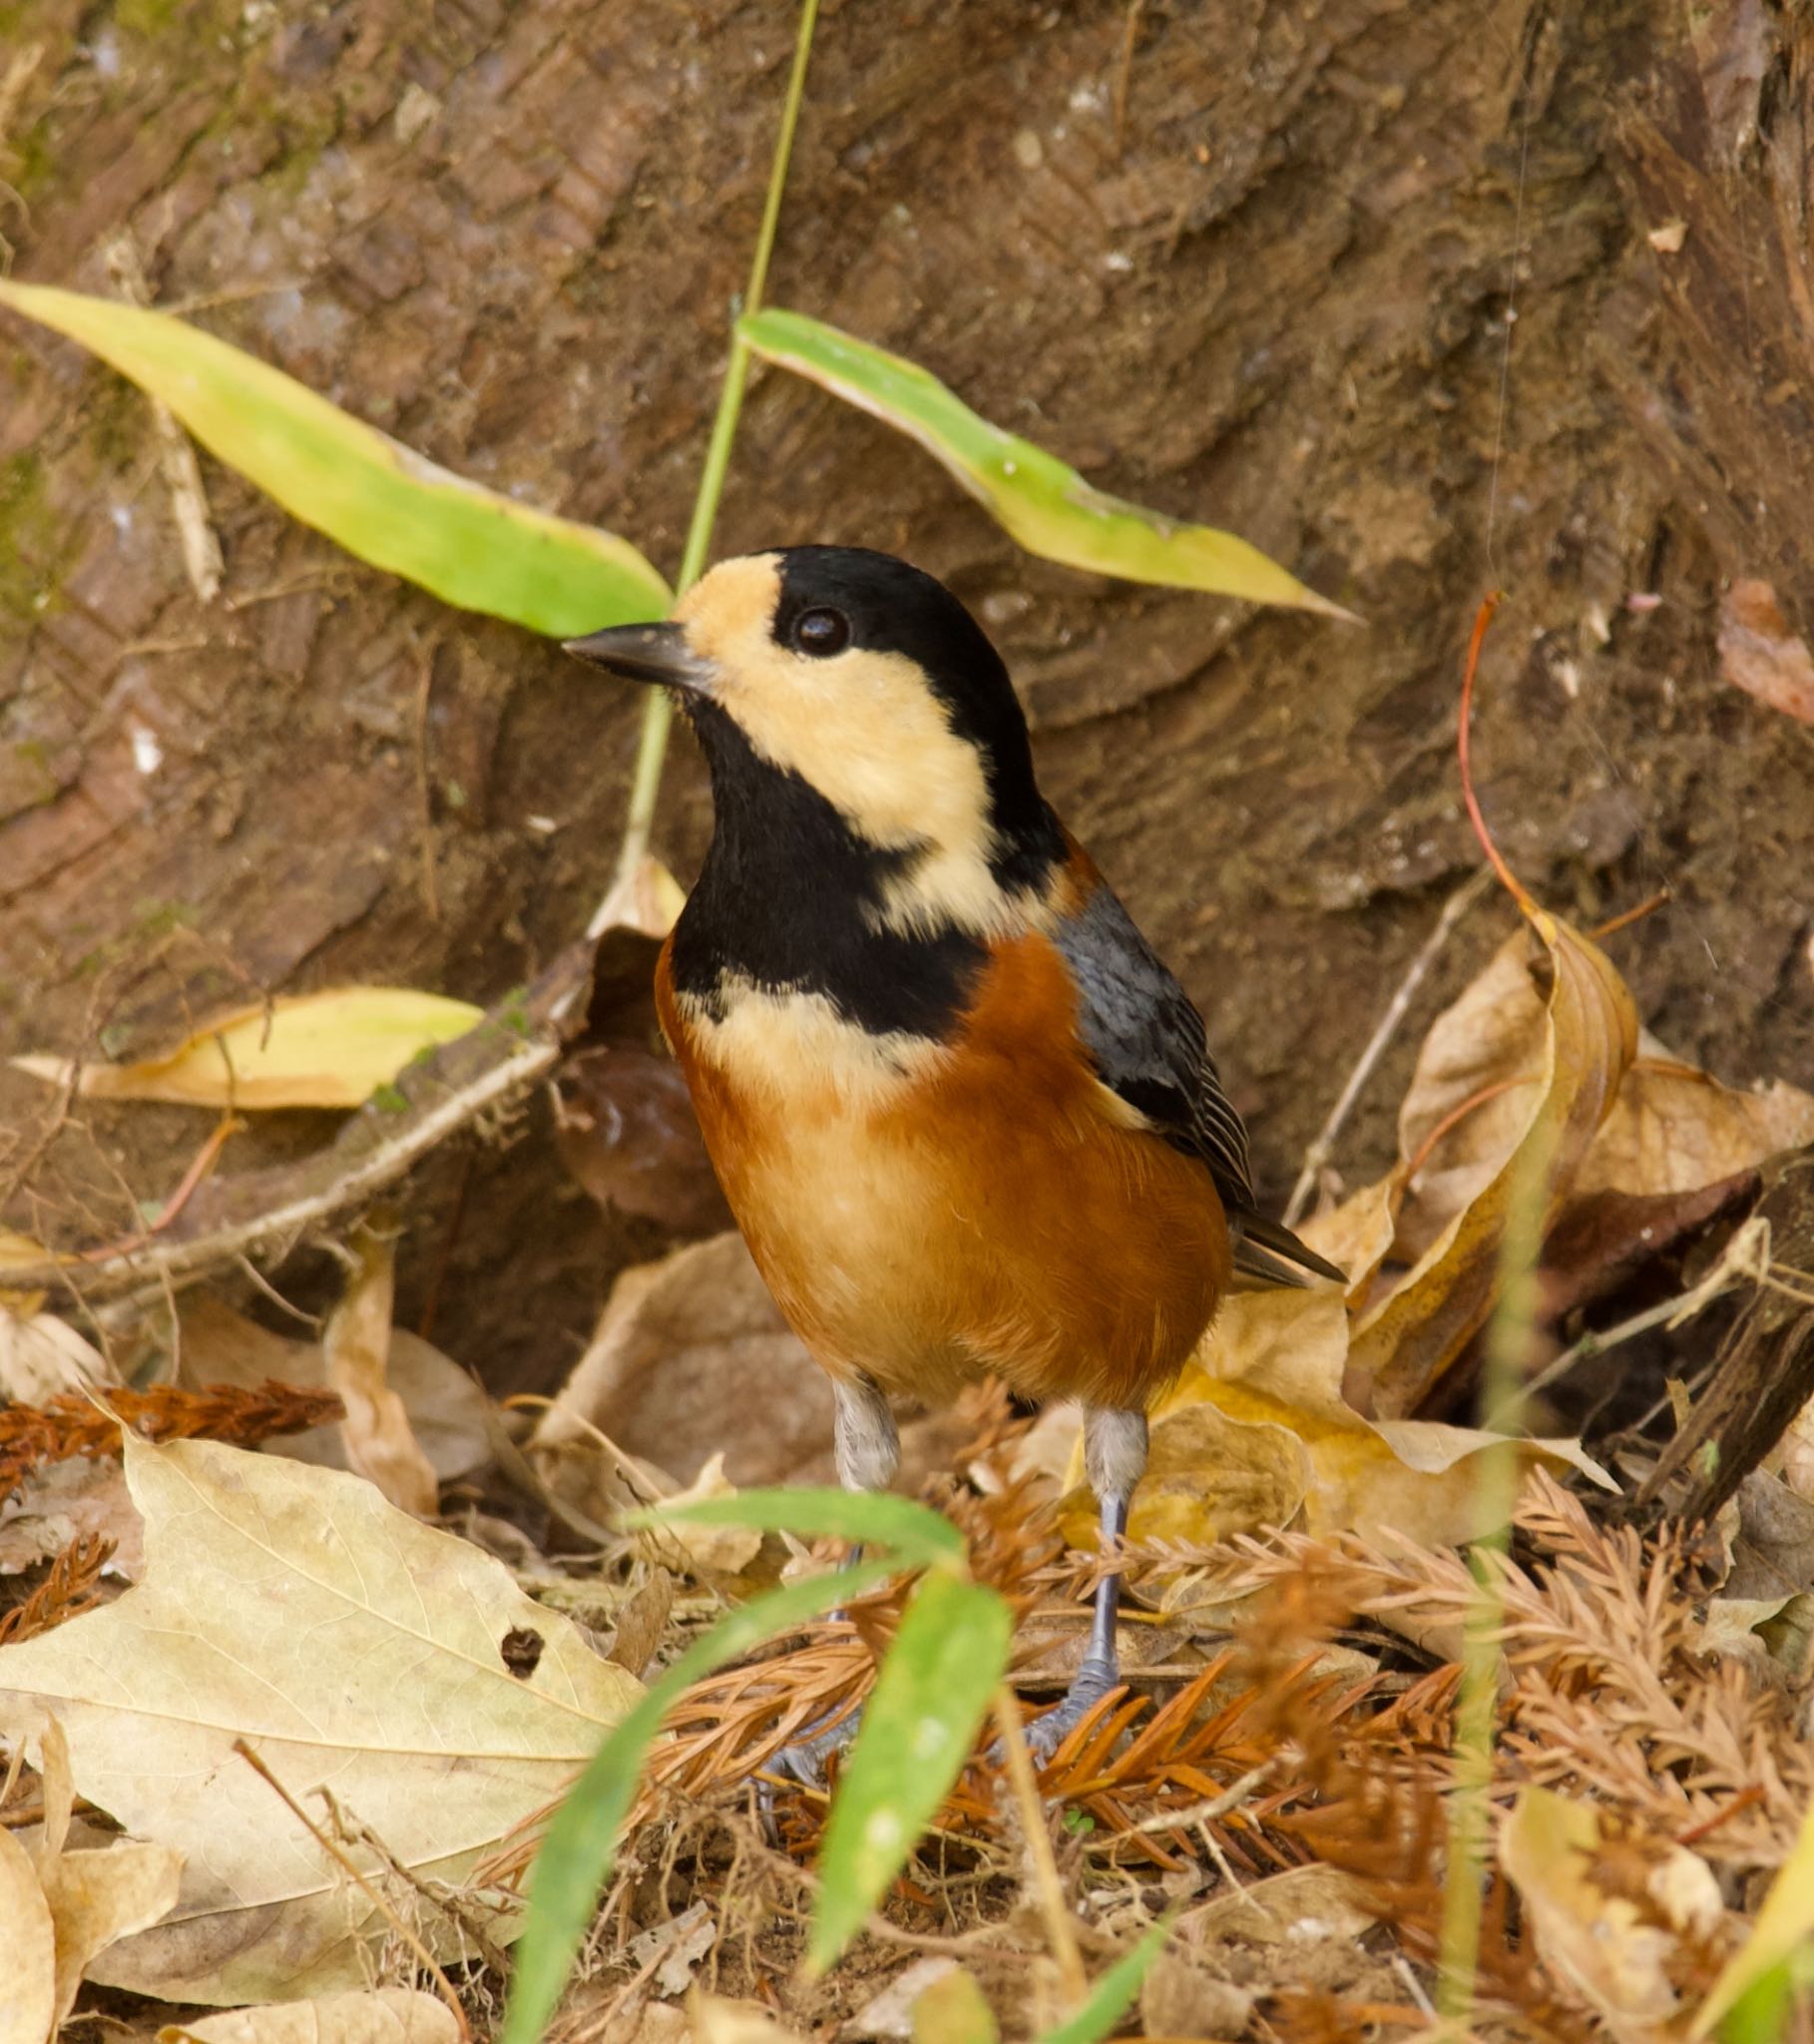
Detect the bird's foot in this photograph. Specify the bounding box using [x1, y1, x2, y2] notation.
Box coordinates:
[1002, 1656, 1124, 1770]
[762, 1706, 865, 1796]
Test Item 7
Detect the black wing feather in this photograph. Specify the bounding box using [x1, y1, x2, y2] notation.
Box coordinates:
[1052, 880, 1343, 1287]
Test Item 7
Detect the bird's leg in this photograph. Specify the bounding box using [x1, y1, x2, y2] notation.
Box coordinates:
[766, 1373, 899, 1792]
[1022, 1404, 1148, 1764]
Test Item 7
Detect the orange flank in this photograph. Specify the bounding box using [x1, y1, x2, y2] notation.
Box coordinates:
[657, 930, 1229, 1414]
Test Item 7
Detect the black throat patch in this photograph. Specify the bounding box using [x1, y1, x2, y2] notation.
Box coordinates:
[670, 698, 994, 1040]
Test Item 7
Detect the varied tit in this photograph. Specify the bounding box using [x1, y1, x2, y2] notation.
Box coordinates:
[567, 546, 1340, 1767]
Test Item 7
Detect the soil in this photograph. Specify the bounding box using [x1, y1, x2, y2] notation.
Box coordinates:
[2, 0, 1810, 1393]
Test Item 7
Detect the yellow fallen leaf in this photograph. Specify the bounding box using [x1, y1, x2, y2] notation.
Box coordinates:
[160, 1990, 459, 2044]
[11, 988, 485, 1111]
[1297, 1173, 1402, 1305]
[0, 1821, 56, 2044]
[1059, 1287, 1611, 1552]
[1692, 1786, 1814, 2035]
[0, 1435, 643, 2004]
[1503, 1786, 1722, 2039]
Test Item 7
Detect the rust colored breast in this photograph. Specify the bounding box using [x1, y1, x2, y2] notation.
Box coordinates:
[655, 931, 1229, 1412]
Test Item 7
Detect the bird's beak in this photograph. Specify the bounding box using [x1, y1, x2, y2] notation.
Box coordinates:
[561, 621, 713, 693]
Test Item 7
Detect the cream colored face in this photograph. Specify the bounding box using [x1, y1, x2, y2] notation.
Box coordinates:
[674, 554, 1024, 936]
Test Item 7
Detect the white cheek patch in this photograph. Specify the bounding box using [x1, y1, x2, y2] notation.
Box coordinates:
[675, 554, 1037, 938]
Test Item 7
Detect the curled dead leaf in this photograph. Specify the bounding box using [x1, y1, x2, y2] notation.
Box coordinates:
[1350, 912, 1637, 1417]
[322, 1225, 438, 1516]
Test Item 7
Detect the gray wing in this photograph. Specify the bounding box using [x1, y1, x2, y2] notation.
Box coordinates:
[1054, 880, 1346, 1287]
[1051, 881, 1256, 1209]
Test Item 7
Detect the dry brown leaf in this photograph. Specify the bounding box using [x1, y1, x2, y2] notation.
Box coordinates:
[0, 1435, 643, 2004]
[1718, 578, 1814, 727]
[533, 1232, 833, 1511]
[644, 1452, 762, 1576]
[1183, 1862, 1379, 1946]
[159, 1990, 459, 2044]
[1390, 930, 1549, 1264]
[0, 1309, 114, 1404]
[0, 1458, 144, 1581]
[10, 989, 484, 1112]
[0, 1820, 56, 2044]
[607, 1568, 674, 1678]
[26, 1718, 183, 2028]
[170, 1296, 490, 1486]
[1574, 1050, 1814, 1200]
[1350, 912, 1636, 1416]
[322, 1227, 437, 1516]
[1501, 1786, 1722, 2038]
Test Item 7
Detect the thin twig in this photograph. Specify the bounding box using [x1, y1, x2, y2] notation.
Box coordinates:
[608, 0, 823, 891]
[991, 1687, 1088, 2007]
[1112, 0, 1145, 158]
[233, 1739, 472, 2044]
[1130, 1762, 1271, 1835]
[1497, 1214, 1771, 1422]
[104, 234, 225, 603]
[1284, 867, 1496, 1225]
[413, 641, 443, 923]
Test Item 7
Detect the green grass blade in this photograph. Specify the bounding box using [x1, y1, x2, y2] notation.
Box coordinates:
[739, 307, 1355, 620]
[1695, 1788, 1814, 2036]
[806, 1573, 1012, 1975]
[0, 280, 672, 636]
[1035, 1918, 1171, 2044]
[630, 1484, 965, 1569]
[500, 1556, 898, 2044]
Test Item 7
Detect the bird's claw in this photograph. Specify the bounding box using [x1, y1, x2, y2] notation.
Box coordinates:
[997, 1656, 1122, 1770]
[755, 1707, 865, 1840]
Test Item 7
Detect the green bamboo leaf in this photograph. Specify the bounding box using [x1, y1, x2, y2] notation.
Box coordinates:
[1036, 1919, 1172, 2044]
[0, 279, 672, 636]
[631, 1484, 965, 1570]
[806, 1572, 1013, 1975]
[501, 1556, 898, 2044]
[740, 307, 1355, 619]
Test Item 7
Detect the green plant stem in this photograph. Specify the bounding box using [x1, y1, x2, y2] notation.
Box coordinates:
[1435, 1126, 1552, 2025]
[612, 0, 821, 886]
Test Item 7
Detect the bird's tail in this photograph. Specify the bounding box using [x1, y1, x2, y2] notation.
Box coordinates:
[1229, 1210, 1346, 1289]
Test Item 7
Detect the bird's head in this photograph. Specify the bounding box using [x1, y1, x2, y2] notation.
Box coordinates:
[567, 545, 1060, 930]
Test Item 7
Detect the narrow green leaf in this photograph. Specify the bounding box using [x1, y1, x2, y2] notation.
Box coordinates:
[740, 307, 1355, 620]
[806, 1573, 1013, 1975]
[630, 1484, 966, 1570]
[1036, 1918, 1172, 2044]
[1696, 1789, 1814, 2035]
[0, 280, 672, 636]
[501, 1556, 896, 2044]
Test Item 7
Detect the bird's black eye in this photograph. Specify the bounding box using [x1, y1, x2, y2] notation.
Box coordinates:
[790, 606, 851, 657]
